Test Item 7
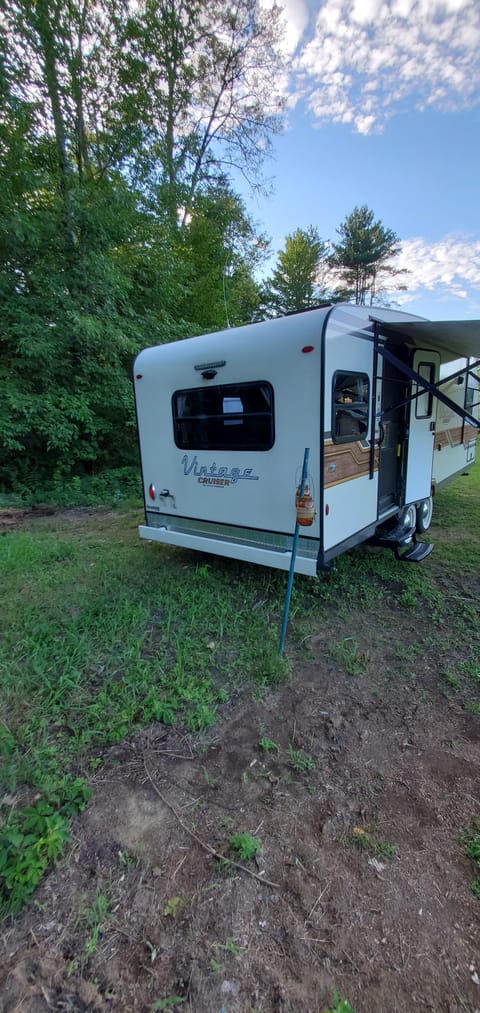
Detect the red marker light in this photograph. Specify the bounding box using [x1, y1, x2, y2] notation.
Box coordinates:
[148, 484, 156, 500]
[325, 503, 330, 515]
[136, 373, 143, 379]
[302, 345, 314, 353]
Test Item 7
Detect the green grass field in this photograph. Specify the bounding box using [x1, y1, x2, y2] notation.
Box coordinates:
[1, 459, 479, 914]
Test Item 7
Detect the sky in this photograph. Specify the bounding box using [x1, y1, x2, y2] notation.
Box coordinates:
[241, 0, 480, 321]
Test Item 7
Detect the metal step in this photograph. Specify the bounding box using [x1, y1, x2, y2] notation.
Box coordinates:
[373, 524, 416, 549]
[396, 540, 434, 563]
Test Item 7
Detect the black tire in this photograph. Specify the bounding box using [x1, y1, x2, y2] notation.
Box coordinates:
[416, 496, 433, 533]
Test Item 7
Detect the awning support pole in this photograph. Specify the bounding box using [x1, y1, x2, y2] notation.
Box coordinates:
[378, 346, 480, 428]
[279, 447, 309, 656]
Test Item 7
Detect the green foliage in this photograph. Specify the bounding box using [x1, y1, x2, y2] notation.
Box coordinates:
[228, 832, 262, 861]
[323, 991, 356, 1013]
[258, 736, 279, 752]
[77, 882, 112, 958]
[0, 778, 90, 916]
[152, 999, 185, 1009]
[460, 823, 480, 897]
[0, 0, 283, 496]
[0, 463, 478, 917]
[328, 636, 369, 676]
[287, 743, 315, 772]
[349, 827, 397, 859]
[263, 226, 328, 315]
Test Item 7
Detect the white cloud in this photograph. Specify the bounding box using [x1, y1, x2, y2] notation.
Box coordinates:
[291, 0, 480, 132]
[391, 234, 480, 303]
[261, 0, 309, 55]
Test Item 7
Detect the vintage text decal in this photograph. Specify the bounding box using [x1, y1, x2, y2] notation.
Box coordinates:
[181, 454, 259, 487]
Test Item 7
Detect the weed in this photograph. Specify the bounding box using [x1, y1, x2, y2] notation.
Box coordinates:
[163, 896, 183, 917]
[328, 637, 369, 676]
[258, 736, 279, 752]
[219, 815, 234, 830]
[152, 999, 185, 1010]
[79, 884, 112, 959]
[349, 827, 396, 860]
[228, 832, 262, 862]
[202, 767, 217, 787]
[118, 850, 134, 867]
[323, 990, 356, 1013]
[287, 743, 315, 772]
[0, 800, 72, 915]
[377, 839, 397, 859]
[215, 937, 244, 956]
[460, 823, 480, 896]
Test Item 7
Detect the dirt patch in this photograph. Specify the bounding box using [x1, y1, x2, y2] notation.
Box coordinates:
[1, 616, 480, 1013]
[0, 507, 57, 534]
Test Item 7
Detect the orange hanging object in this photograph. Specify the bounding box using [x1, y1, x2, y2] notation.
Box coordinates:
[295, 484, 316, 526]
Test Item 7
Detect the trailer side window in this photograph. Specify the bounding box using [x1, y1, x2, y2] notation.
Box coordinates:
[173, 381, 274, 451]
[332, 371, 369, 444]
[466, 378, 477, 416]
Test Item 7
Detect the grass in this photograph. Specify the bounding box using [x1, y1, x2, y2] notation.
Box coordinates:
[460, 823, 480, 897]
[349, 827, 397, 859]
[327, 636, 369, 676]
[0, 456, 479, 915]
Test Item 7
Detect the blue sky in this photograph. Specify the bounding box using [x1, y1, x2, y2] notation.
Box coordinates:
[241, 0, 480, 321]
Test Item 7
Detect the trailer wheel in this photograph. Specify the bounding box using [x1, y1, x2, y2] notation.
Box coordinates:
[396, 504, 417, 534]
[416, 496, 433, 533]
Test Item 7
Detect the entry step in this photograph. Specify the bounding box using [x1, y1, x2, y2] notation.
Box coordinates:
[396, 540, 434, 563]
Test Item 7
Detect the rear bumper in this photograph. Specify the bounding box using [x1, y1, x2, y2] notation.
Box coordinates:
[138, 523, 319, 576]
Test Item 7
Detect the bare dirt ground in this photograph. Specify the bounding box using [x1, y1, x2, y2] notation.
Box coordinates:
[1, 514, 479, 1013]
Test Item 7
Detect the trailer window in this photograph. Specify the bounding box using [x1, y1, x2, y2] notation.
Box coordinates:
[332, 371, 369, 444]
[173, 382, 274, 451]
[466, 378, 477, 416]
[415, 362, 435, 419]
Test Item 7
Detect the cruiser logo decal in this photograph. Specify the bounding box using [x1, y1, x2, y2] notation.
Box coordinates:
[181, 454, 259, 487]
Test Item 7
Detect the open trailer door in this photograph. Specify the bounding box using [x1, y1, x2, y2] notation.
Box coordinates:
[404, 349, 441, 505]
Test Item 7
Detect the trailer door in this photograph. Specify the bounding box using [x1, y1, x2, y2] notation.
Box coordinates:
[404, 349, 440, 504]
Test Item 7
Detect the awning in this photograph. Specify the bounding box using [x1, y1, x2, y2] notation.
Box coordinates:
[369, 316, 480, 362]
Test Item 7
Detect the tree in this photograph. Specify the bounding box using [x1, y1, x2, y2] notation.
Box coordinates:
[175, 179, 267, 330]
[329, 205, 404, 306]
[124, 0, 286, 217]
[0, 0, 284, 492]
[263, 227, 328, 316]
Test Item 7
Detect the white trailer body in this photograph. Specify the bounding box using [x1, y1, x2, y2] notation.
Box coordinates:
[134, 305, 479, 575]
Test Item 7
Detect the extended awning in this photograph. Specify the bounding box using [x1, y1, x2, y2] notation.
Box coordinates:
[369, 315, 480, 362]
[377, 345, 480, 428]
[364, 314, 480, 430]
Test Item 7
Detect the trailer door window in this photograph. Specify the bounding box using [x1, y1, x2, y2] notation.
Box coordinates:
[415, 362, 435, 419]
[332, 371, 369, 444]
[173, 382, 274, 451]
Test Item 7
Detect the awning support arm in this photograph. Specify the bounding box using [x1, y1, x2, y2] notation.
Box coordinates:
[377, 346, 480, 428]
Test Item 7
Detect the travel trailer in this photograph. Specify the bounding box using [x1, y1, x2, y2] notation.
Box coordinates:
[133, 305, 479, 576]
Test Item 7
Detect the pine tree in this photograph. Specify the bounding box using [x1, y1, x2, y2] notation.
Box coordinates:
[264, 227, 328, 316]
[330, 205, 404, 305]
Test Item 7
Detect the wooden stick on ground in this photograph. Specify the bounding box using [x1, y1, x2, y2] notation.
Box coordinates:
[143, 757, 280, 890]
